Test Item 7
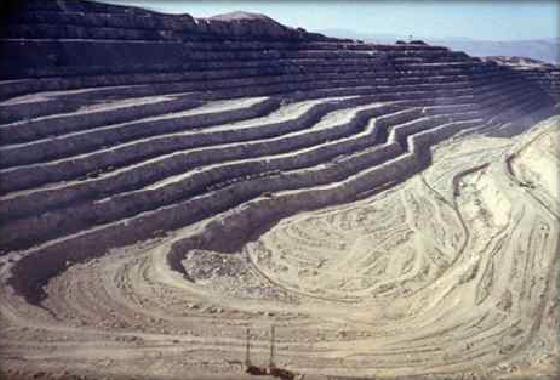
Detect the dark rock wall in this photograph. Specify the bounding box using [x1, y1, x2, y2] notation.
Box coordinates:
[0, 0, 331, 81]
[512, 67, 560, 102]
[482, 57, 560, 102]
[0, 0, 557, 104]
[1, 0, 321, 40]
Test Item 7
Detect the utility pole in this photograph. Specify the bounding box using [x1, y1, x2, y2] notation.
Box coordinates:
[269, 324, 275, 371]
[245, 327, 251, 369]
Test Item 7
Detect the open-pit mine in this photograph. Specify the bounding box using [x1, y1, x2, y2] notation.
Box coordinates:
[0, 1, 559, 379]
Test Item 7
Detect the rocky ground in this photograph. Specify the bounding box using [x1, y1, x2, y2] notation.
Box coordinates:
[0, 110, 558, 379]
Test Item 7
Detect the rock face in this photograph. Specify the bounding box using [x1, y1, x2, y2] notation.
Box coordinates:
[1, 0, 320, 40]
[0, 1, 558, 379]
[483, 56, 560, 101]
[0, 0, 324, 79]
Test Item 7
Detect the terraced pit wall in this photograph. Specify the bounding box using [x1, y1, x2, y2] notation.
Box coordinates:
[0, 0, 326, 90]
[508, 66, 560, 102]
[483, 58, 560, 102]
[0, 0, 558, 303]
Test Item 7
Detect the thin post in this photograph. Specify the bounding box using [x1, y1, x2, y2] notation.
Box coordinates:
[269, 324, 275, 370]
[245, 327, 251, 369]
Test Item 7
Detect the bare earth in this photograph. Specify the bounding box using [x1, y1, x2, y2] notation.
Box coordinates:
[0, 113, 558, 379]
